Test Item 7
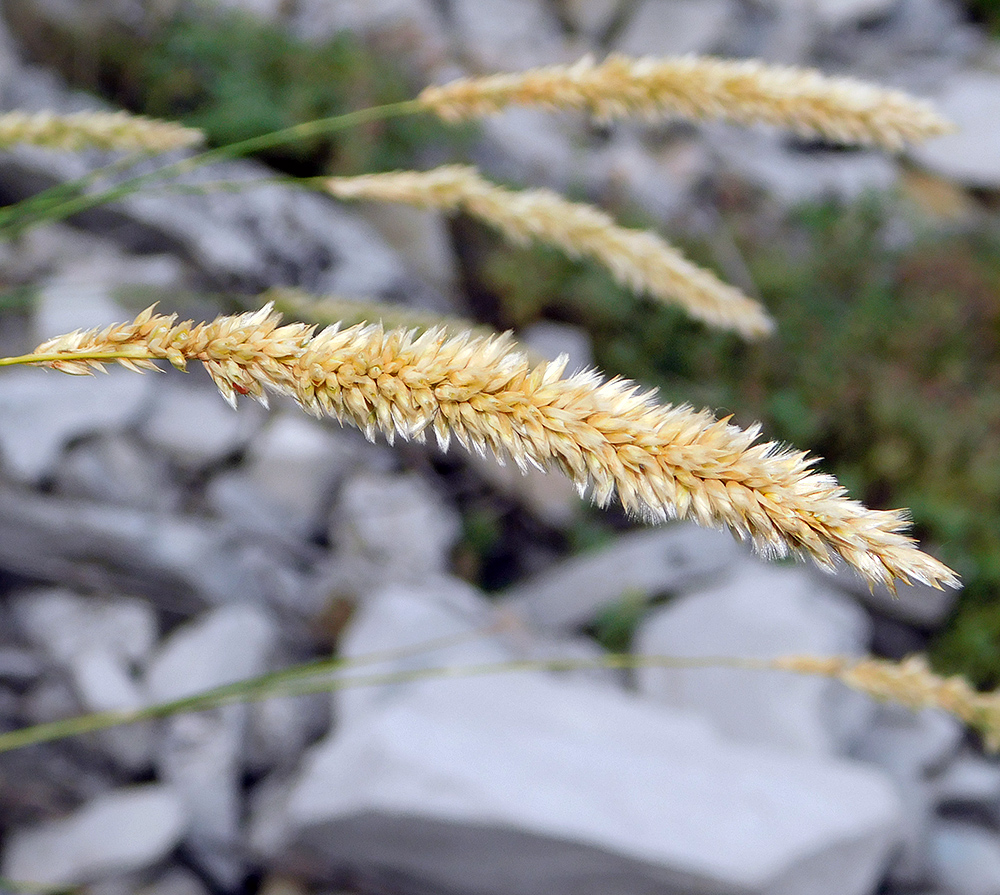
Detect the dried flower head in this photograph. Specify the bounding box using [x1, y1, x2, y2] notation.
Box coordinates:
[22, 304, 957, 593]
[774, 654, 1000, 751]
[419, 54, 953, 150]
[0, 110, 204, 153]
[325, 165, 772, 338]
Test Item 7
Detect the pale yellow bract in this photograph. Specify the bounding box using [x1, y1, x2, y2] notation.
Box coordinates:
[27, 303, 957, 594]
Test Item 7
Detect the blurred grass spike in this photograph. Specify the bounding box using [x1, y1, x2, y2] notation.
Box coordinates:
[0, 110, 203, 153]
[419, 53, 954, 150]
[325, 165, 774, 338]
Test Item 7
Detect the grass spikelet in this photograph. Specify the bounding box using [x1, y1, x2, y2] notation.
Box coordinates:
[774, 655, 1000, 751]
[0, 110, 203, 153]
[17, 305, 958, 592]
[418, 54, 953, 150]
[324, 165, 773, 338]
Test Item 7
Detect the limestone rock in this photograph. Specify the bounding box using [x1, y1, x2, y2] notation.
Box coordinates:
[634, 561, 873, 754]
[1, 785, 185, 889]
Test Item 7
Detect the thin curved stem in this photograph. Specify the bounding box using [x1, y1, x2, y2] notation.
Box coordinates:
[0, 652, 771, 754]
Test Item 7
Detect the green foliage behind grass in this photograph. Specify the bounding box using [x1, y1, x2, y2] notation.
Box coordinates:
[462, 199, 1000, 686]
[19, 5, 461, 176]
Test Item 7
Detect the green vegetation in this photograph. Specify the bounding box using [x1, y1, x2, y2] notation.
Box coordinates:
[465, 198, 1000, 686]
[25, 6, 461, 176]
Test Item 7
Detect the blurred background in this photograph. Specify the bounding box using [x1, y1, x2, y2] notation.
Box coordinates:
[2, 1, 1000, 893]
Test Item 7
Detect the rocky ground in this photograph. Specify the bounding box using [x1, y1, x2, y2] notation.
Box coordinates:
[2, 1, 1000, 894]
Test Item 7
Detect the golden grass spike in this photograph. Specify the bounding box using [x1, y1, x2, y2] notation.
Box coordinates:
[774, 655, 999, 751]
[418, 54, 953, 150]
[24, 305, 958, 592]
[0, 110, 203, 153]
[324, 166, 773, 338]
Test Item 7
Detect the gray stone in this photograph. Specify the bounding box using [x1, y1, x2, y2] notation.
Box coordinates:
[330, 576, 510, 725]
[710, 127, 898, 207]
[68, 648, 154, 772]
[146, 605, 276, 888]
[0, 647, 43, 685]
[206, 411, 360, 540]
[928, 821, 1000, 895]
[816, 562, 959, 629]
[450, 0, 569, 70]
[555, 0, 625, 38]
[52, 432, 178, 512]
[0, 784, 185, 889]
[275, 673, 901, 895]
[521, 320, 594, 375]
[158, 707, 246, 889]
[911, 71, 1000, 189]
[333, 471, 461, 586]
[138, 868, 211, 895]
[851, 704, 963, 778]
[930, 751, 1000, 812]
[476, 108, 586, 191]
[615, 0, 733, 56]
[140, 377, 266, 468]
[634, 561, 873, 754]
[10, 588, 157, 667]
[35, 252, 186, 342]
[498, 524, 744, 631]
[0, 366, 152, 482]
[247, 691, 331, 775]
[145, 604, 276, 702]
[0, 486, 308, 611]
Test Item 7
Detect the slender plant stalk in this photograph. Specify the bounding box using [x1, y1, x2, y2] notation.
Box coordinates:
[3, 648, 997, 754]
[0, 626, 494, 753]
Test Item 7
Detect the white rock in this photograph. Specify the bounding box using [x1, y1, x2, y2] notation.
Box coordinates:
[450, 0, 569, 69]
[334, 472, 461, 584]
[158, 708, 246, 888]
[206, 412, 359, 539]
[332, 577, 509, 724]
[289, 0, 449, 70]
[35, 253, 185, 342]
[69, 648, 154, 772]
[930, 751, 1000, 811]
[557, 0, 624, 37]
[0, 367, 152, 482]
[764, 0, 896, 28]
[10, 588, 158, 667]
[615, 0, 733, 56]
[911, 71, 1000, 189]
[815, 562, 958, 628]
[851, 704, 963, 778]
[521, 320, 594, 375]
[352, 204, 457, 294]
[634, 561, 873, 753]
[145, 604, 276, 702]
[53, 433, 178, 511]
[477, 108, 585, 190]
[1, 785, 185, 888]
[140, 378, 266, 468]
[138, 868, 211, 895]
[928, 821, 1000, 895]
[278, 674, 901, 895]
[498, 524, 744, 630]
[711, 127, 898, 206]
